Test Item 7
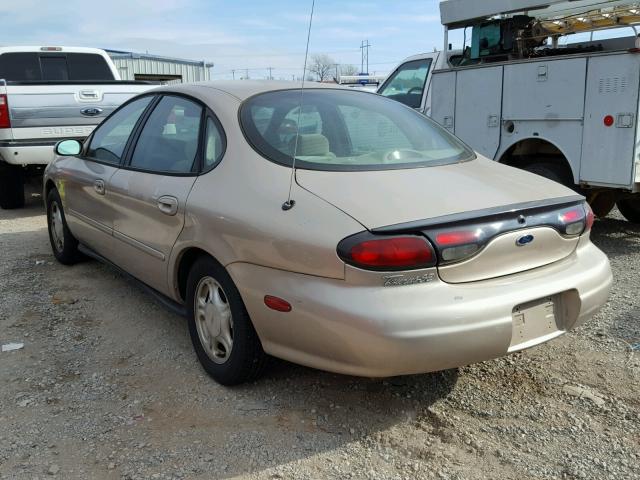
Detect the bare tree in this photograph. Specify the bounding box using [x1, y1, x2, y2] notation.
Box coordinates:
[340, 64, 358, 76]
[309, 54, 335, 82]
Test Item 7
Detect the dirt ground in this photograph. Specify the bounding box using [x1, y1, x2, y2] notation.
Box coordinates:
[0, 189, 638, 480]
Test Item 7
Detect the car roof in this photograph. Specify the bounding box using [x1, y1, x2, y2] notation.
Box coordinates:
[160, 80, 353, 102]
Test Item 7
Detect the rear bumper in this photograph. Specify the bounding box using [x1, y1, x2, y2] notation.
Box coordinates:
[0, 141, 57, 166]
[228, 238, 611, 378]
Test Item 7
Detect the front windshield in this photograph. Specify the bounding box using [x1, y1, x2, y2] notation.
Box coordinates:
[240, 89, 474, 171]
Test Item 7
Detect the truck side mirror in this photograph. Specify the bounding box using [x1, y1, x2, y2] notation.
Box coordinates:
[55, 139, 82, 156]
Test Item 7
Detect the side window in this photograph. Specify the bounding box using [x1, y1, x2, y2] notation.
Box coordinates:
[129, 96, 203, 174]
[86, 96, 154, 164]
[204, 117, 225, 169]
[378, 59, 432, 108]
[339, 105, 412, 154]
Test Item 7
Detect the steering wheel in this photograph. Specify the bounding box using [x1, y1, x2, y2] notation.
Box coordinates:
[383, 149, 425, 164]
[407, 87, 423, 96]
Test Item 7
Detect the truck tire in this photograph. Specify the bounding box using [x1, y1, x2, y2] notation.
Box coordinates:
[0, 164, 25, 209]
[521, 162, 573, 189]
[616, 196, 640, 224]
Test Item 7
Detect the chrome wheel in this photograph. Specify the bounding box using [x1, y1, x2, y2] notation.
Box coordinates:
[194, 277, 234, 364]
[49, 201, 65, 252]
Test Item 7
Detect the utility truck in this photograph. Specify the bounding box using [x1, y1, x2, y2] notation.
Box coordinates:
[0, 46, 154, 209]
[379, 0, 640, 221]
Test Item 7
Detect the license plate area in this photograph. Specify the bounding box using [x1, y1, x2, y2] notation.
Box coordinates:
[509, 290, 580, 352]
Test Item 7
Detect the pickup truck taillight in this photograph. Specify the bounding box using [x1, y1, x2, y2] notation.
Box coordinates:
[0, 94, 10, 129]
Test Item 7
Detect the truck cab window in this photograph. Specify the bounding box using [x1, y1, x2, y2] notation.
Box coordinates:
[378, 59, 432, 109]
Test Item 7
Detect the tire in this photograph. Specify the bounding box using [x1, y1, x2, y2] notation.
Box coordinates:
[616, 196, 640, 224]
[186, 256, 267, 385]
[46, 188, 80, 265]
[521, 162, 573, 189]
[0, 163, 25, 209]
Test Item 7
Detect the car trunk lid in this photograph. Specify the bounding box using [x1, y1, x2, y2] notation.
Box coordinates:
[297, 158, 586, 283]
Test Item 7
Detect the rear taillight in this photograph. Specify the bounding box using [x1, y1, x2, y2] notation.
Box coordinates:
[558, 205, 587, 236]
[0, 94, 10, 129]
[338, 234, 436, 271]
[433, 229, 484, 262]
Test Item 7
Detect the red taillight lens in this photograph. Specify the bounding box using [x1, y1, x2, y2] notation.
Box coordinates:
[346, 236, 435, 270]
[604, 115, 615, 127]
[559, 206, 586, 235]
[435, 230, 480, 246]
[0, 94, 10, 129]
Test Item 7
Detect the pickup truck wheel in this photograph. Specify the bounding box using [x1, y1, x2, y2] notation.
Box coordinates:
[46, 188, 80, 265]
[186, 256, 267, 386]
[521, 162, 573, 188]
[616, 196, 640, 224]
[0, 164, 25, 209]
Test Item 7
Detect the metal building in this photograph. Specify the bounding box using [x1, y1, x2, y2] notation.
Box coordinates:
[106, 50, 214, 84]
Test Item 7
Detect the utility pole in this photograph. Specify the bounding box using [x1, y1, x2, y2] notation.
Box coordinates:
[360, 39, 371, 74]
[245, 68, 249, 80]
[268, 67, 273, 80]
[334, 63, 339, 82]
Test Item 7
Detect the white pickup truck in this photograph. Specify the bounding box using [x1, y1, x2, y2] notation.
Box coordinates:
[379, 0, 640, 222]
[0, 46, 155, 209]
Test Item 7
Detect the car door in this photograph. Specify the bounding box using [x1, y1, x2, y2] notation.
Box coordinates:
[61, 95, 155, 257]
[106, 94, 206, 295]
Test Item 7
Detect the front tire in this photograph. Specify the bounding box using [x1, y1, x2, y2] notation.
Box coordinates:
[186, 256, 267, 385]
[0, 163, 25, 209]
[616, 196, 640, 223]
[46, 188, 80, 265]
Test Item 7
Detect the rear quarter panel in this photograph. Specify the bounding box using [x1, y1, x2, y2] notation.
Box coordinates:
[167, 87, 365, 301]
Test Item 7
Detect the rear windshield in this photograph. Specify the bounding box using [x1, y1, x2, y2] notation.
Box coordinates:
[240, 89, 474, 171]
[0, 52, 115, 81]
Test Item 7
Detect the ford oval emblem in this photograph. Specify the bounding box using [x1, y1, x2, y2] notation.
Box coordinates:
[80, 107, 103, 117]
[516, 234, 535, 247]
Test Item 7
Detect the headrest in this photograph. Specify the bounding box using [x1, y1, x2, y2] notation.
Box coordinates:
[294, 134, 330, 157]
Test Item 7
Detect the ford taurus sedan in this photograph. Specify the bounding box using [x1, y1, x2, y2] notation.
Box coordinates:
[44, 81, 612, 385]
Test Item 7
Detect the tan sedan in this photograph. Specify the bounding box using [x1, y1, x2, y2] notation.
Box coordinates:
[44, 81, 612, 385]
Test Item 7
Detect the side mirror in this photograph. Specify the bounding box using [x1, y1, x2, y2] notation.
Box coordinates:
[55, 139, 82, 156]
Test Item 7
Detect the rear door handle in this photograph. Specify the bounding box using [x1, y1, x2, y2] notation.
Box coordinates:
[157, 195, 179, 216]
[94, 179, 105, 195]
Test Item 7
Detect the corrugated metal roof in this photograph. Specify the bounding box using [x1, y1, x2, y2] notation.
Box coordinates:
[105, 49, 213, 68]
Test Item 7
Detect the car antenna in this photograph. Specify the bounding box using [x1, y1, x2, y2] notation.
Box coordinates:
[282, 0, 315, 211]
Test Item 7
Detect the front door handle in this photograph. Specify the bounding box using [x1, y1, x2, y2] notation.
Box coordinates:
[157, 195, 179, 216]
[94, 179, 105, 195]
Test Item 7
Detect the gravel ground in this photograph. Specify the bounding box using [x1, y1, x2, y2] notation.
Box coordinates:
[0, 190, 638, 480]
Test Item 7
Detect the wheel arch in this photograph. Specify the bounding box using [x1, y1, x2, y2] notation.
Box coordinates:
[173, 246, 225, 303]
[497, 137, 576, 184]
[44, 179, 57, 199]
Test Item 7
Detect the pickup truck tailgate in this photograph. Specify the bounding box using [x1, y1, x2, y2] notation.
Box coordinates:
[6, 82, 153, 135]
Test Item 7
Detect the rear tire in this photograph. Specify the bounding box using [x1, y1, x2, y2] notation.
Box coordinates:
[616, 196, 640, 224]
[186, 256, 267, 386]
[46, 188, 80, 265]
[0, 163, 25, 209]
[521, 162, 573, 188]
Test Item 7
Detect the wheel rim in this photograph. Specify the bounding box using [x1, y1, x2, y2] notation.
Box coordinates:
[50, 201, 65, 252]
[194, 277, 233, 364]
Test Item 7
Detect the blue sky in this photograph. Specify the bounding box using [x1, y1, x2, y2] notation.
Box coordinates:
[0, 0, 453, 79]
